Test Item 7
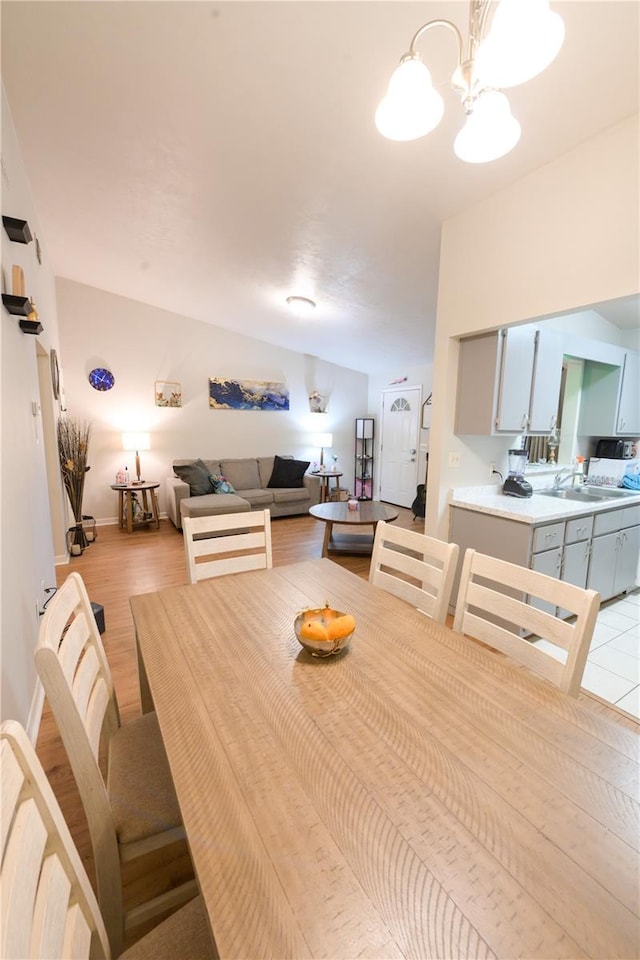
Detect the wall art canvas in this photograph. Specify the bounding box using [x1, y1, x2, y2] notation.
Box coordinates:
[155, 380, 182, 407]
[209, 377, 290, 411]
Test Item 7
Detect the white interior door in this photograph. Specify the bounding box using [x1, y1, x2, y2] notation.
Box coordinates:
[379, 386, 421, 507]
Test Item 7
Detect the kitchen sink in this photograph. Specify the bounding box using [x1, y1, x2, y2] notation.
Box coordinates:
[538, 489, 606, 502]
[582, 486, 637, 499]
[538, 485, 637, 503]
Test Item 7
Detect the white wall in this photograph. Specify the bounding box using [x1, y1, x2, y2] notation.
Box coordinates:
[56, 278, 369, 522]
[428, 114, 640, 539]
[1, 86, 63, 733]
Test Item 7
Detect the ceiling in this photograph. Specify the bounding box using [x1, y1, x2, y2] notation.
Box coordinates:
[2, 1, 638, 375]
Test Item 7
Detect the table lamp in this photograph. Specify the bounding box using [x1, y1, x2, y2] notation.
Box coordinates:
[312, 432, 333, 469]
[122, 432, 151, 483]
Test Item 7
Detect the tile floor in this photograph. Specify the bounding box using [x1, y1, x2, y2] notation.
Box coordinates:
[535, 588, 640, 718]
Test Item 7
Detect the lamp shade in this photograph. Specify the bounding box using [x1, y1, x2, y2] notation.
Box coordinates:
[454, 91, 521, 164]
[475, 0, 565, 89]
[122, 432, 151, 452]
[375, 56, 444, 141]
[312, 433, 333, 449]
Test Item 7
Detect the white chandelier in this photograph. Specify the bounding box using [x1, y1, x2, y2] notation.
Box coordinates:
[375, 0, 565, 163]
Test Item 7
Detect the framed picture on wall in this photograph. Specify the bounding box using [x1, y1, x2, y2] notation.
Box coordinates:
[155, 380, 182, 407]
[208, 378, 290, 411]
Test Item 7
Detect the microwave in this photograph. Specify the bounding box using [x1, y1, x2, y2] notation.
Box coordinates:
[594, 438, 636, 459]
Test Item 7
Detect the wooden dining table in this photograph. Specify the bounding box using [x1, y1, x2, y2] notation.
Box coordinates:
[130, 558, 639, 960]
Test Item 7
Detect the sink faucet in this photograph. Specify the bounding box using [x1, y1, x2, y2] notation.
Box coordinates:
[553, 467, 585, 490]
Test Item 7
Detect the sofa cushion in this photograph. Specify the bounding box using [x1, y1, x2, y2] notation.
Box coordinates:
[257, 456, 277, 488]
[235, 488, 274, 507]
[270, 487, 310, 504]
[173, 459, 215, 496]
[267, 455, 310, 489]
[180, 494, 250, 520]
[219, 459, 261, 490]
[201, 460, 222, 477]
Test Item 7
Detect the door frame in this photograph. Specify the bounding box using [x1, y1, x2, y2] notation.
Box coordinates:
[378, 384, 422, 505]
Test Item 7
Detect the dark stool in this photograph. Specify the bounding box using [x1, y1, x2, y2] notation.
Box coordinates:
[91, 602, 106, 634]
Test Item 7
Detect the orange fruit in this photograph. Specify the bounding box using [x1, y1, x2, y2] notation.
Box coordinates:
[299, 620, 329, 642]
[326, 614, 356, 641]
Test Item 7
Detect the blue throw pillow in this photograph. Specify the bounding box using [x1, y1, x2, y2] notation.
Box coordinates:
[210, 473, 236, 495]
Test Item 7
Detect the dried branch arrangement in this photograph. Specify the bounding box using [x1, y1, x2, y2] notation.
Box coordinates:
[57, 417, 91, 552]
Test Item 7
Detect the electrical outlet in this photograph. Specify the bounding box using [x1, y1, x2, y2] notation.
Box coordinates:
[448, 451, 461, 468]
[489, 462, 497, 479]
[35, 600, 41, 621]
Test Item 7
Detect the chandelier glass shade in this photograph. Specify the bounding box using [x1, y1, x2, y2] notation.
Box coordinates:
[454, 90, 521, 163]
[475, 0, 565, 88]
[374, 58, 444, 141]
[375, 0, 564, 163]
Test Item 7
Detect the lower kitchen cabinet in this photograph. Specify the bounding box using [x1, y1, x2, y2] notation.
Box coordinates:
[587, 505, 640, 599]
[450, 503, 640, 620]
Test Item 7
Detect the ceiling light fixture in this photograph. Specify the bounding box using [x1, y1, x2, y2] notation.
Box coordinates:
[286, 295, 316, 313]
[375, 0, 564, 164]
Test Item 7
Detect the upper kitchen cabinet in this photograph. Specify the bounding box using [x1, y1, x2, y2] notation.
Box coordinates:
[455, 324, 563, 436]
[578, 351, 640, 436]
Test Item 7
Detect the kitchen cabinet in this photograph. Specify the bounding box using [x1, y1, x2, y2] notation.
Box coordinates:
[587, 504, 640, 598]
[450, 502, 639, 622]
[558, 516, 593, 617]
[455, 324, 563, 436]
[616, 352, 640, 435]
[578, 351, 640, 436]
[522, 521, 563, 617]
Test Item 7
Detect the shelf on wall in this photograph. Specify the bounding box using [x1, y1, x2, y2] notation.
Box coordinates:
[2, 293, 31, 315]
[2, 216, 33, 244]
[19, 317, 44, 335]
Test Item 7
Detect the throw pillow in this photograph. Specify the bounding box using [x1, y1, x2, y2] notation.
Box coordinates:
[210, 473, 236, 495]
[174, 459, 215, 497]
[267, 455, 310, 489]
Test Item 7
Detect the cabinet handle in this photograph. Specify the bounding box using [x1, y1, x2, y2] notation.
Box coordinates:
[545, 531, 557, 541]
[521, 413, 529, 430]
[619, 418, 626, 431]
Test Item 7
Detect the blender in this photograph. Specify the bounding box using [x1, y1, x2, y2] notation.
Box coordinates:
[503, 449, 533, 498]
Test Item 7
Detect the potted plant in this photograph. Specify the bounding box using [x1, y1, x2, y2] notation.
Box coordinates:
[57, 417, 92, 555]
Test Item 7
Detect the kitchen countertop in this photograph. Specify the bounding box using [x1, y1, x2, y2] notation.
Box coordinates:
[449, 483, 640, 525]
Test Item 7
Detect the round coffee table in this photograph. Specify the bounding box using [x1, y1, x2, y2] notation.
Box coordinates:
[309, 500, 399, 557]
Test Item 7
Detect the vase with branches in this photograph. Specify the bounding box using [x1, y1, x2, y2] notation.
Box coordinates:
[57, 417, 91, 554]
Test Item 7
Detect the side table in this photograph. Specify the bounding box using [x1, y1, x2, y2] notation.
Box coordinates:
[314, 470, 343, 503]
[111, 482, 160, 534]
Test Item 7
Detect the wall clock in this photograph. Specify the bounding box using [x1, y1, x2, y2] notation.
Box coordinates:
[50, 349, 60, 400]
[88, 367, 115, 391]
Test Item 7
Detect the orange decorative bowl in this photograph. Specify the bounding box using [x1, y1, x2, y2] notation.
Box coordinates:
[294, 606, 355, 658]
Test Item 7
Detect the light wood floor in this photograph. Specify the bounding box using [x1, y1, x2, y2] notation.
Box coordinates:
[36, 506, 418, 947]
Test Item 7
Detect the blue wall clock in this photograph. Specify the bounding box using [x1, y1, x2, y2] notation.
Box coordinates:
[88, 367, 115, 391]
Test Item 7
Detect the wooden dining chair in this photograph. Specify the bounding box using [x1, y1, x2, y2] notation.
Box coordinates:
[183, 509, 273, 584]
[0, 720, 216, 960]
[453, 548, 601, 696]
[34, 572, 197, 956]
[369, 521, 460, 623]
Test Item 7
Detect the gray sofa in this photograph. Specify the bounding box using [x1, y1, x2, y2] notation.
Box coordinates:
[166, 456, 321, 529]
